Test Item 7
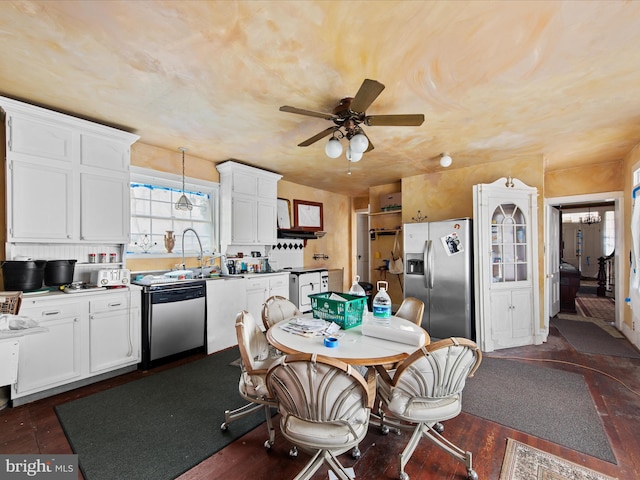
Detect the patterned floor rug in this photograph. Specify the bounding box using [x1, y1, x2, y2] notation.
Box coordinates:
[499, 438, 618, 480]
[576, 294, 615, 322]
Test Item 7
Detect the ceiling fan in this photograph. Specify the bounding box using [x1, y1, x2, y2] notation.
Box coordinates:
[279, 79, 425, 162]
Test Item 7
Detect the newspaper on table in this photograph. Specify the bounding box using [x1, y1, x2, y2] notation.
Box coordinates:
[279, 316, 343, 337]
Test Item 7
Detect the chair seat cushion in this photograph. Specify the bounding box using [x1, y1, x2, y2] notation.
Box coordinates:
[378, 375, 462, 422]
[280, 410, 369, 448]
[240, 371, 270, 399]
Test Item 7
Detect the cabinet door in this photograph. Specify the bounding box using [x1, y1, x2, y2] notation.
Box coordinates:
[80, 171, 129, 242]
[511, 289, 533, 340]
[0, 340, 19, 387]
[14, 316, 82, 394]
[8, 114, 73, 163]
[246, 277, 268, 323]
[80, 133, 130, 171]
[231, 196, 257, 243]
[206, 279, 246, 353]
[89, 309, 135, 373]
[8, 159, 74, 241]
[268, 274, 290, 299]
[256, 200, 277, 245]
[489, 290, 512, 345]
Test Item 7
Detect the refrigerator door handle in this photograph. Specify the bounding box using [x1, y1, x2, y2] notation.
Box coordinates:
[424, 240, 434, 289]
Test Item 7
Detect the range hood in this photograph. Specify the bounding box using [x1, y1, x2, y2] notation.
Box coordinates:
[277, 229, 326, 240]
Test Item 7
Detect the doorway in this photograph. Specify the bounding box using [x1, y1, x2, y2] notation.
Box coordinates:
[356, 210, 370, 283]
[545, 192, 623, 333]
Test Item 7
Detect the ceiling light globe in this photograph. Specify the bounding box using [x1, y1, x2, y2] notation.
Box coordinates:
[349, 133, 369, 154]
[346, 146, 363, 162]
[440, 154, 452, 168]
[325, 138, 343, 158]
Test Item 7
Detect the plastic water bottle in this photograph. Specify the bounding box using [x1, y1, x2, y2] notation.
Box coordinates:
[373, 281, 392, 320]
[348, 275, 368, 312]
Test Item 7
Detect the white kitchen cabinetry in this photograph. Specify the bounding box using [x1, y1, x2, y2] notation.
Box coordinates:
[245, 273, 290, 327]
[13, 297, 84, 397]
[11, 289, 141, 405]
[0, 339, 19, 387]
[89, 291, 140, 374]
[205, 278, 246, 353]
[217, 161, 282, 250]
[0, 96, 139, 244]
[473, 177, 540, 352]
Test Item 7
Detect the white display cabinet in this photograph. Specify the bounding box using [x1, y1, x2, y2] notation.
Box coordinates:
[473, 177, 540, 352]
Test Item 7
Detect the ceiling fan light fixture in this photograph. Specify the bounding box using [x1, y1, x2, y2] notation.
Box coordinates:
[349, 133, 369, 154]
[325, 137, 343, 158]
[175, 147, 193, 211]
[346, 145, 363, 162]
[440, 153, 452, 168]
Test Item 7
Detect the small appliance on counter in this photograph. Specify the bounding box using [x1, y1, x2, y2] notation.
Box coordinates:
[90, 268, 131, 287]
[62, 282, 107, 294]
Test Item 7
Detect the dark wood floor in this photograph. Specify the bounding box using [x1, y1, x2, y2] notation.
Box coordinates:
[2, 324, 639, 480]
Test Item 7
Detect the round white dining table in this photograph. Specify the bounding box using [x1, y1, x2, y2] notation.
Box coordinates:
[266, 312, 429, 367]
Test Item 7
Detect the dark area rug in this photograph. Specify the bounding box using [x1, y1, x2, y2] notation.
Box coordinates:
[462, 357, 616, 463]
[55, 347, 266, 480]
[551, 317, 640, 358]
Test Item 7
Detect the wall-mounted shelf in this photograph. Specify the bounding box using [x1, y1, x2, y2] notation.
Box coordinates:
[369, 209, 402, 216]
[369, 228, 402, 240]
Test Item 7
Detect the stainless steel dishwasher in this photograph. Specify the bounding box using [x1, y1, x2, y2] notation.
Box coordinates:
[139, 281, 206, 369]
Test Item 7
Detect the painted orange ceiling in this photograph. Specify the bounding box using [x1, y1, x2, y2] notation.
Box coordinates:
[1, 0, 640, 197]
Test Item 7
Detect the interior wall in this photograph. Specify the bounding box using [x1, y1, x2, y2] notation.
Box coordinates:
[545, 161, 624, 197]
[623, 144, 640, 335]
[277, 180, 351, 291]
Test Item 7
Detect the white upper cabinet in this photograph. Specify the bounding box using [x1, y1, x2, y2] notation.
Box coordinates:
[0, 96, 139, 243]
[217, 161, 282, 250]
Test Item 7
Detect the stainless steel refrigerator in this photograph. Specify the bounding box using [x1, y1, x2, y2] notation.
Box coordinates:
[404, 218, 474, 340]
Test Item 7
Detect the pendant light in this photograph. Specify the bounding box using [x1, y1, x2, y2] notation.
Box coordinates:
[175, 147, 193, 211]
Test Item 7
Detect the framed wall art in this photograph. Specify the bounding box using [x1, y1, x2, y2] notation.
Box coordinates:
[293, 199, 323, 232]
[277, 198, 291, 229]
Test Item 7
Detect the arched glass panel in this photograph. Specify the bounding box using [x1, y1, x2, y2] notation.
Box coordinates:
[491, 203, 528, 283]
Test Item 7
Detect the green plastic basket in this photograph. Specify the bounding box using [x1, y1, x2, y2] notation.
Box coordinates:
[309, 292, 366, 329]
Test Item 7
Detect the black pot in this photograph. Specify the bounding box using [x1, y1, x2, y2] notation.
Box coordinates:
[1, 260, 48, 291]
[44, 259, 77, 286]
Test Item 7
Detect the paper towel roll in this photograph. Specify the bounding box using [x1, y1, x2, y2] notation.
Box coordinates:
[361, 321, 426, 346]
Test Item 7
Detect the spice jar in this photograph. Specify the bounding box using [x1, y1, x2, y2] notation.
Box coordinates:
[99, 253, 107, 263]
[88, 253, 96, 263]
[109, 253, 117, 263]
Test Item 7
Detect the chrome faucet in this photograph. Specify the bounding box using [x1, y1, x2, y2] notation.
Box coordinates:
[181, 228, 204, 278]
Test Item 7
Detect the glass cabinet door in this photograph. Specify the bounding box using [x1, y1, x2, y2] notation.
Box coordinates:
[491, 203, 527, 283]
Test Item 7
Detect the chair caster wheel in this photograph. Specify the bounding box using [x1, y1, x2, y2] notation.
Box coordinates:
[289, 446, 298, 457]
[351, 446, 361, 459]
[264, 440, 273, 450]
[381, 425, 390, 435]
[467, 468, 478, 480]
[220, 422, 228, 431]
[399, 472, 409, 480]
[434, 422, 444, 433]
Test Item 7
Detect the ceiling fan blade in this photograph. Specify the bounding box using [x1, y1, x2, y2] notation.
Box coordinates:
[280, 105, 337, 120]
[361, 130, 375, 152]
[349, 79, 385, 113]
[365, 114, 425, 127]
[298, 126, 338, 147]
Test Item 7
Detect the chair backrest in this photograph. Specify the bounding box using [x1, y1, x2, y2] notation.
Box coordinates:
[266, 353, 373, 423]
[235, 310, 271, 374]
[390, 337, 482, 400]
[261, 295, 302, 330]
[395, 297, 425, 326]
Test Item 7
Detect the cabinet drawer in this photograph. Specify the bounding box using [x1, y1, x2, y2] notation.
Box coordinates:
[269, 275, 289, 290]
[90, 293, 129, 313]
[20, 300, 83, 321]
[246, 277, 268, 291]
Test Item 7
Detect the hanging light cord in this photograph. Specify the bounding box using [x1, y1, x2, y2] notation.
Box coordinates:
[485, 353, 640, 398]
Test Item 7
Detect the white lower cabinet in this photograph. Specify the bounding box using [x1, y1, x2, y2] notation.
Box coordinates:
[13, 299, 83, 397]
[205, 278, 246, 354]
[205, 273, 290, 354]
[489, 288, 533, 349]
[11, 289, 141, 404]
[0, 340, 20, 387]
[89, 292, 140, 374]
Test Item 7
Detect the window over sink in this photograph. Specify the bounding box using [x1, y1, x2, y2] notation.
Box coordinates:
[128, 167, 219, 257]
